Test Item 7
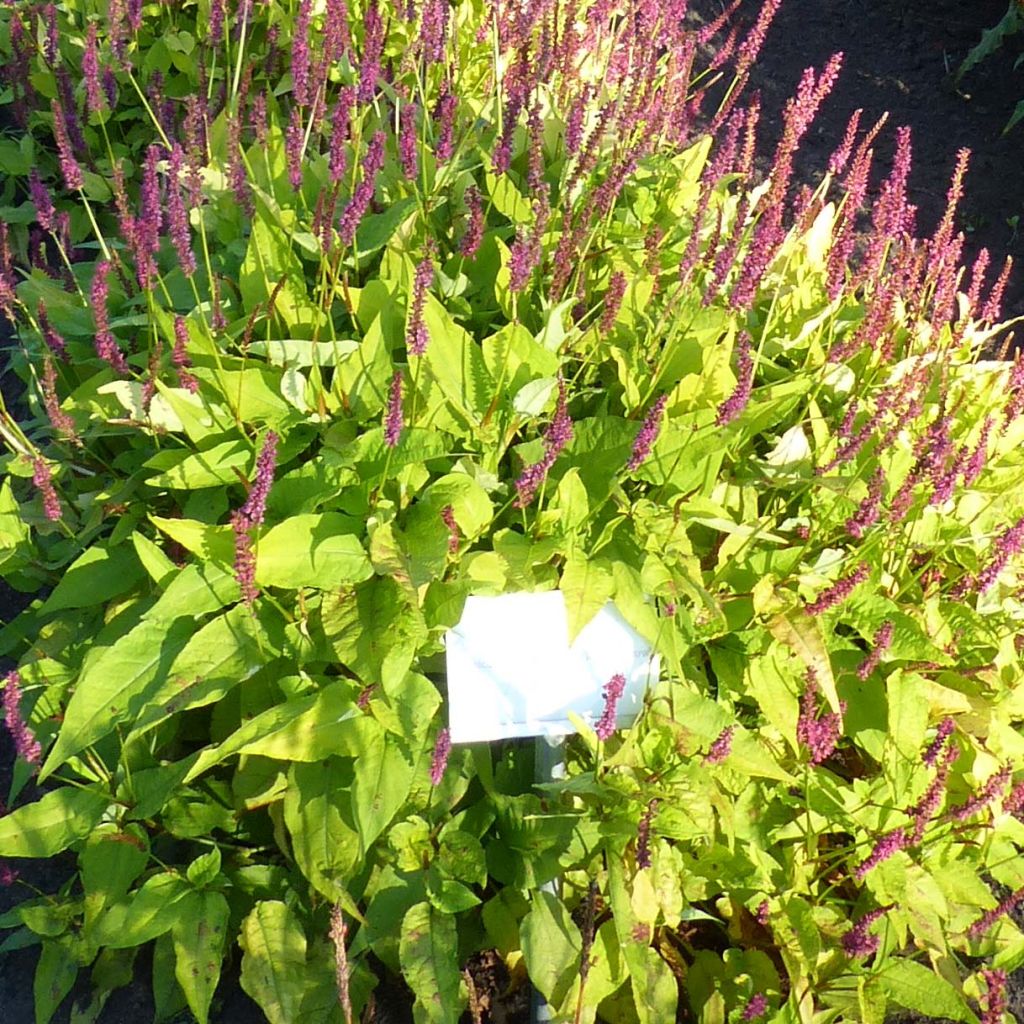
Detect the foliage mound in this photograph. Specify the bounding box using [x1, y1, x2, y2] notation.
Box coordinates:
[0, 1, 1023, 1023]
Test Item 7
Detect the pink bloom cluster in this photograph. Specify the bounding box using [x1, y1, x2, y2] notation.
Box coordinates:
[797, 669, 843, 765]
[32, 458, 61, 522]
[626, 394, 669, 472]
[949, 765, 1011, 822]
[856, 620, 893, 680]
[231, 431, 279, 605]
[384, 371, 404, 449]
[923, 717, 955, 767]
[979, 968, 1008, 1024]
[805, 563, 869, 615]
[514, 377, 573, 508]
[716, 332, 754, 426]
[703, 725, 735, 766]
[440, 505, 459, 554]
[406, 257, 434, 357]
[595, 673, 627, 741]
[854, 827, 911, 880]
[3, 671, 41, 766]
[741, 993, 768, 1022]
[841, 905, 891, 958]
[635, 798, 658, 869]
[967, 886, 1024, 939]
[429, 727, 451, 786]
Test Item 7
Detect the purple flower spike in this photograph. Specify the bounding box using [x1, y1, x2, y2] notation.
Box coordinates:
[923, 717, 956, 767]
[37, 304, 68, 360]
[384, 370, 403, 448]
[172, 317, 199, 393]
[805, 563, 869, 615]
[441, 504, 459, 554]
[626, 394, 668, 472]
[231, 511, 259, 605]
[741, 994, 769, 1022]
[239, 431, 279, 528]
[857, 620, 893, 680]
[430, 727, 451, 786]
[167, 147, 197, 277]
[797, 669, 843, 764]
[514, 376, 573, 508]
[595, 673, 627, 741]
[33, 458, 62, 522]
[30, 171, 55, 232]
[399, 101, 419, 181]
[855, 828, 911, 880]
[3, 671, 42, 766]
[460, 186, 484, 259]
[91, 261, 128, 374]
[979, 969, 1008, 1024]
[716, 332, 754, 426]
[406, 257, 434, 357]
[841, 905, 891, 958]
[52, 100, 83, 191]
[635, 798, 658, 869]
[703, 725, 735, 766]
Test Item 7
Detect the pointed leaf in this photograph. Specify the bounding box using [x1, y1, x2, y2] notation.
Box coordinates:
[239, 901, 310, 1024]
[0, 787, 108, 858]
[399, 902, 462, 1024]
[172, 891, 229, 1024]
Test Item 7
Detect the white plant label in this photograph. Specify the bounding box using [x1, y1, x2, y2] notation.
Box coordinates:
[444, 591, 659, 743]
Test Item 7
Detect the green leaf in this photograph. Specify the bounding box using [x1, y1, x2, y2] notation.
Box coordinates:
[561, 552, 614, 643]
[249, 338, 359, 367]
[356, 196, 418, 256]
[767, 611, 841, 716]
[80, 825, 149, 923]
[0, 788, 108, 858]
[41, 543, 144, 613]
[255, 514, 372, 589]
[606, 856, 677, 1024]
[172, 890, 230, 1024]
[128, 604, 269, 740]
[485, 170, 532, 224]
[235, 682, 380, 763]
[144, 438, 252, 490]
[876, 960, 977, 1023]
[131, 532, 177, 587]
[34, 938, 77, 1024]
[90, 873, 192, 949]
[284, 760, 361, 905]
[399, 902, 463, 1024]
[142, 561, 240, 623]
[351, 732, 416, 856]
[240, 210, 324, 337]
[149, 515, 235, 565]
[421, 295, 493, 424]
[521, 890, 582, 1015]
[239, 901, 310, 1024]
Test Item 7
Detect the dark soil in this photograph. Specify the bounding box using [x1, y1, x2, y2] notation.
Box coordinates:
[3, 0, 1024, 1021]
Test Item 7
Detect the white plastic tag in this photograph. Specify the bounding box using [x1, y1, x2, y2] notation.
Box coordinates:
[444, 591, 659, 743]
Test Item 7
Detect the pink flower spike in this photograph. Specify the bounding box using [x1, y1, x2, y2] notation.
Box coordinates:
[595, 673, 627, 741]
[32, 458, 62, 522]
[626, 394, 668, 472]
[3, 671, 42, 766]
[384, 370, 404, 448]
[441, 504, 459, 554]
[703, 725, 735, 765]
[430, 727, 451, 786]
[805, 563, 869, 615]
[716, 332, 754, 426]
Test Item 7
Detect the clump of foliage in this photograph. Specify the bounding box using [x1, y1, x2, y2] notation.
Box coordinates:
[957, 0, 1024, 133]
[0, 1, 1023, 1023]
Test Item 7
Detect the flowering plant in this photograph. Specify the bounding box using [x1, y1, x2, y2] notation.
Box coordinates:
[0, 1, 1023, 1023]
